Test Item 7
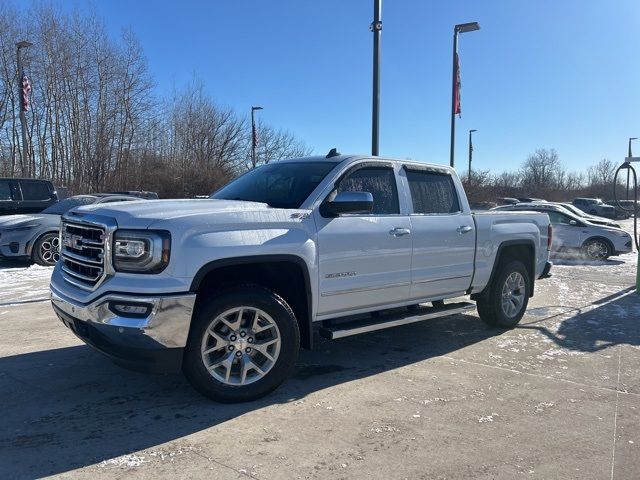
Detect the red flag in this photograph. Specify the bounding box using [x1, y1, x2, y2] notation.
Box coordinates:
[21, 73, 31, 112]
[454, 53, 461, 117]
[252, 123, 258, 148]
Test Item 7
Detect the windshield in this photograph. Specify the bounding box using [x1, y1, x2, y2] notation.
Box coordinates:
[211, 162, 337, 209]
[42, 196, 96, 214]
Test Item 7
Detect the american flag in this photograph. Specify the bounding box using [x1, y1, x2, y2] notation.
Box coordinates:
[21, 72, 31, 112]
[454, 53, 461, 117]
[252, 123, 258, 148]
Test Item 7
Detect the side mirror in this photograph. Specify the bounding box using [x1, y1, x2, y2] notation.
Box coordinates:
[321, 191, 374, 217]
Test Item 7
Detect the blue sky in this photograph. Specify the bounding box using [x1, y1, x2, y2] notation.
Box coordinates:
[57, 0, 640, 173]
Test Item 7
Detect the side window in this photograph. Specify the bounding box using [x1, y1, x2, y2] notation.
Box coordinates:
[406, 169, 460, 214]
[0, 181, 12, 201]
[546, 211, 572, 225]
[337, 166, 399, 215]
[19, 181, 52, 201]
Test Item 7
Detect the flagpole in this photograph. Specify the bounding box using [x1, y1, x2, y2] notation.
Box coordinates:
[251, 106, 263, 169]
[449, 30, 458, 168]
[16, 41, 32, 174]
[449, 22, 480, 169]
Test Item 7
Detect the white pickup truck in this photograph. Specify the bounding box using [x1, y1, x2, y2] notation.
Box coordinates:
[50, 153, 552, 402]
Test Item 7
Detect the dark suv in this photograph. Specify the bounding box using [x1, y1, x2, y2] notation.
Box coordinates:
[0, 178, 58, 216]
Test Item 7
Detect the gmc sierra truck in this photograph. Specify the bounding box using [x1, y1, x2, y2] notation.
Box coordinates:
[50, 153, 552, 402]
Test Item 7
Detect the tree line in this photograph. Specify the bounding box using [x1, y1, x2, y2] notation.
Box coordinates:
[0, 4, 310, 198]
[462, 149, 627, 204]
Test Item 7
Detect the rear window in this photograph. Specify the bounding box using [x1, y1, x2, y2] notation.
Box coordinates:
[20, 181, 52, 201]
[406, 169, 460, 214]
[0, 181, 11, 201]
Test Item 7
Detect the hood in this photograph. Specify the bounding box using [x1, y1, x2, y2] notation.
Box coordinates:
[68, 199, 273, 229]
[0, 214, 44, 228]
[0, 213, 61, 229]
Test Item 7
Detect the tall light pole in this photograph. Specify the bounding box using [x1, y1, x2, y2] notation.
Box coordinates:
[370, 0, 382, 156]
[468, 129, 477, 183]
[449, 22, 480, 168]
[16, 40, 32, 171]
[251, 106, 263, 168]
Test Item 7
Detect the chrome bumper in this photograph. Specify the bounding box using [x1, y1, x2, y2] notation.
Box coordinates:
[51, 285, 196, 349]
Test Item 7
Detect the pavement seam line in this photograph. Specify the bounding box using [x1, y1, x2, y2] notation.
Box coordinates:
[439, 354, 639, 398]
[610, 345, 622, 480]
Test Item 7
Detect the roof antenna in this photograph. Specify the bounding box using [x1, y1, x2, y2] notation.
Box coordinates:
[326, 148, 341, 158]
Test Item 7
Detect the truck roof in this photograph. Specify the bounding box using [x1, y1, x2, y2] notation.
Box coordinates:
[277, 154, 455, 174]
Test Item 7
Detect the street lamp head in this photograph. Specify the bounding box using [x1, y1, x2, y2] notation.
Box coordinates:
[16, 41, 33, 49]
[630, 137, 638, 141]
[252, 106, 263, 111]
[470, 129, 477, 133]
[455, 22, 480, 34]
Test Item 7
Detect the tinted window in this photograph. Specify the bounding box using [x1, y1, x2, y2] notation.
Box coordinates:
[337, 166, 399, 214]
[0, 181, 11, 201]
[42, 196, 97, 214]
[20, 181, 51, 201]
[546, 211, 574, 225]
[212, 162, 336, 209]
[406, 170, 460, 214]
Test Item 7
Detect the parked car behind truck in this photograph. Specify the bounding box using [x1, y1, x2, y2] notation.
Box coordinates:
[0, 194, 142, 265]
[572, 198, 616, 218]
[51, 153, 552, 402]
[0, 178, 58, 216]
[493, 203, 632, 260]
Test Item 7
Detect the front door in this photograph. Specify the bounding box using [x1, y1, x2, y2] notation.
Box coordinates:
[315, 163, 412, 318]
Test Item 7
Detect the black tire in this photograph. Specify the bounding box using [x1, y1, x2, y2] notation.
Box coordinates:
[581, 238, 611, 261]
[432, 300, 445, 308]
[32, 232, 60, 266]
[183, 285, 300, 403]
[476, 260, 530, 328]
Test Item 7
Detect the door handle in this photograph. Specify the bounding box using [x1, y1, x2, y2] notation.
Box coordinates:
[389, 227, 411, 237]
[456, 225, 473, 234]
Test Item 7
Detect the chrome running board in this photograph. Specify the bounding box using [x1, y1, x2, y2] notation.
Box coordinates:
[319, 302, 475, 340]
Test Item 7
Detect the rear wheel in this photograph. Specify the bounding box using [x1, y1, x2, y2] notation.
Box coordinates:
[477, 260, 530, 328]
[183, 285, 300, 403]
[33, 232, 60, 266]
[582, 238, 611, 260]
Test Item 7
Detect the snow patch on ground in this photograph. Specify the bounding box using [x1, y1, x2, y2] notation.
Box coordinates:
[0, 265, 53, 304]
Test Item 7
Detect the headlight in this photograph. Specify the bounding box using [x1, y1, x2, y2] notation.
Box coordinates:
[113, 230, 170, 273]
[5, 223, 40, 232]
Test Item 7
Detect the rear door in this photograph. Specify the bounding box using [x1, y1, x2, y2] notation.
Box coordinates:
[403, 166, 475, 300]
[17, 180, 56, 214]
[0, 180, 18, 216]
[315, 162, 412, 317]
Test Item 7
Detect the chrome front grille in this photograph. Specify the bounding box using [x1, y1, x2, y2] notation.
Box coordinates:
[61, 221, 107, 287]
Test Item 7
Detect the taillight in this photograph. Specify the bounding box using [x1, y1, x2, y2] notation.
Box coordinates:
[547, 224, 553, 251]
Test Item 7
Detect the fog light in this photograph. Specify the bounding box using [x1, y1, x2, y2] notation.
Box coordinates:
[111, 303, 150, 317]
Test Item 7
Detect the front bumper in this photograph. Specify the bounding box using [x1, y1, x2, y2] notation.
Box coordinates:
[51, 285, 196, 373]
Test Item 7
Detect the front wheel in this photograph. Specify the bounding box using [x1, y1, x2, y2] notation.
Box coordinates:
[582, 238, 611, 260]
[33, 232, 60, 266]
[477, 260, 530, 328]
[183, 285, 300, 403]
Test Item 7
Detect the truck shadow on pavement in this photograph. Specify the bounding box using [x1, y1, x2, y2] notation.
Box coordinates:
[518, 287, 640, 353]
[0, 311, 499, 478]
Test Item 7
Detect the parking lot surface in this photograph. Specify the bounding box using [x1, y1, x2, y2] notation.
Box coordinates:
[1, 222, 639, 479]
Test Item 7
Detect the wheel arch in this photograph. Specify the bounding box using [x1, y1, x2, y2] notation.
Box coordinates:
[27, 229, 60, 259]
[471, 240, 536, 299]
[190, 255, 314, 349]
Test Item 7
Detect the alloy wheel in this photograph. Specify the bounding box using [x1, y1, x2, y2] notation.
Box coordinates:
[500, 272, 526, 318]
[200, 306, 281, 386]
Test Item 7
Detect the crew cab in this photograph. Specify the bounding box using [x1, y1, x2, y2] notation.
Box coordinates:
[50, 153, 552, 402]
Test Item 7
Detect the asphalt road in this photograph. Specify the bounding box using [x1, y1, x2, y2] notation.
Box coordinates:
[0, 232, 639, 479]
